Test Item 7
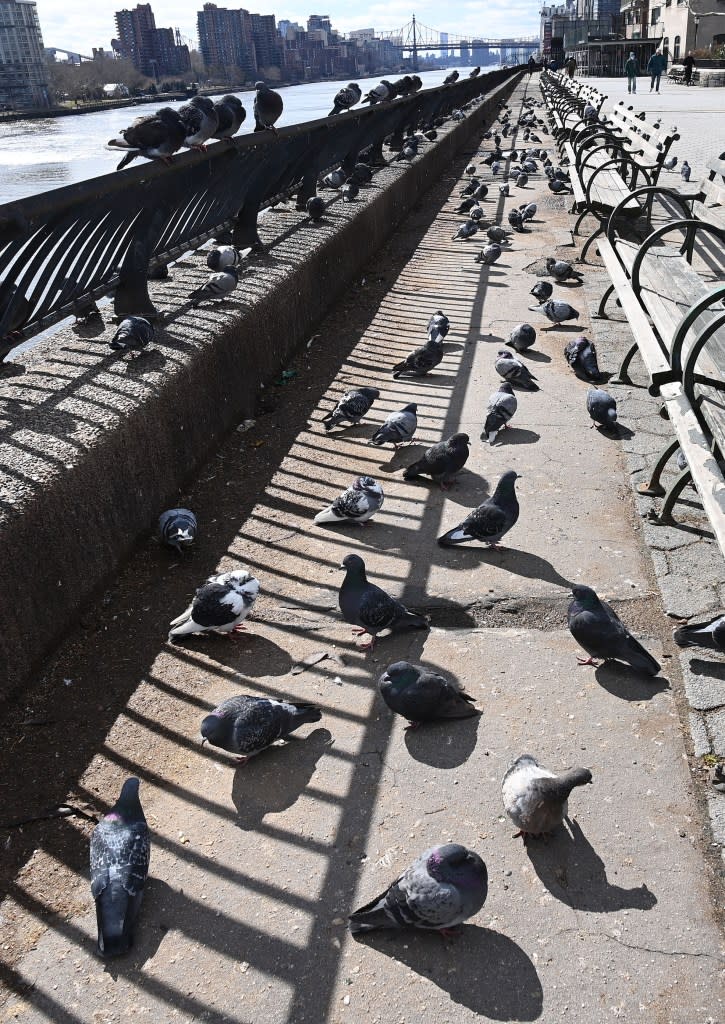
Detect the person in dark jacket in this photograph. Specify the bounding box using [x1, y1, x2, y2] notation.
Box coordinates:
[566, 56, 576, 79]
[625, 52, 638, 93]
[528, 56, 536, 76]
[647, 50, 667, 92]
[683, 51, 695, 86]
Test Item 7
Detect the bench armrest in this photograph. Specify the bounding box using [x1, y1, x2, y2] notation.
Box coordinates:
[670, 282, 725, 379]
[632, 219, 725, 300]
[606, 186, 694, 243]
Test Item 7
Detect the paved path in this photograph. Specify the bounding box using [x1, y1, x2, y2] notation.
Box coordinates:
[585, 75, 725, 182]
[1, 77, 724, 1024]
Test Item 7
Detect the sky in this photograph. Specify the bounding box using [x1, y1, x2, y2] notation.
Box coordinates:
[35, 0, 540, 56]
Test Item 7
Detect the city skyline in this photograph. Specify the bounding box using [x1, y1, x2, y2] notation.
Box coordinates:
[35, 0, 540, 56]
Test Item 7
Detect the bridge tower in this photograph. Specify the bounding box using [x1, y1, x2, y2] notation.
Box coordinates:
[410, 14, 419, 72]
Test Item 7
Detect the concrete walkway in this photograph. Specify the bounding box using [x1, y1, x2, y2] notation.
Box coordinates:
[1, 76, 724, 1024]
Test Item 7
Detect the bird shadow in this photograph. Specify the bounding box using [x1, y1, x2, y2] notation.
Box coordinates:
[380, 443, 428, 474]
[541, 324, 583, 333]
[487, 427, 541, 446]
[553, 279, 584, 288]
[593, 661, 670, 699]
[231, 728, 332, 829]
[525, 818, 658, 912]
[438, 546, 574, 590]
[403, 712, 481, 767]
[520, 349, 551, 364]
[355, 926, 543, 1021]
[170, 632, 292, 676]
[442, 342, 465, 354]
[686, 657, 725, 681]
[593, 423, 635, 441]
[71, 318, 107, 340]
[436, 469, 491, 508]
[124, 349, 167, 375]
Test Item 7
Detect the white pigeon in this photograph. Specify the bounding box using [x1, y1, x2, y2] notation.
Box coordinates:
[168, 569, 259, 640]
[502, 754, 592, 840]
[314, 475, 384, 526]
[189, 267, 238, 307]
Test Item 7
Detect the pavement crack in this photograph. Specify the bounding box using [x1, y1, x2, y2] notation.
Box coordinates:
[553, 927, 725, 961]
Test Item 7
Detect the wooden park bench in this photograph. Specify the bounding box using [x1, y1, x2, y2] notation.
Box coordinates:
[540, 71, 606, 142]
[595, 153, 725, 550]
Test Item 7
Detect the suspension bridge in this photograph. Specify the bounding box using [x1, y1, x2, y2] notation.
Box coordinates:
[376, 17, 539, 70]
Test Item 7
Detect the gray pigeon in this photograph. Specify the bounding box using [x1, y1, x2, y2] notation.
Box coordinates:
[568, 584, 661, 674]
[253, 81, 283, 131]
[322, 387, 380, 430]
[452, 219, 478, 241]
[306, 196, 325, 221]
[499, 182, 510, 197]
[494, 349, 539, 391]
[178, 95, 218, 150]
[469, 204, 484, 222]
[663, 155, 678, 171]
[586, 387, 617, 429]
[516, 172, 528, 187]
[487, 226, 509, 244]
[109, 316, 154, 357]
[564, 336, 600, 381]
[392, 338, 442, 378]
[530, 280, 553, 302]
[378, 661, 479, 726]
[532, 298, 580, 329]
[169, 568, 259, 640]
[349, 844, 487, 933]
[438, 470, 519, 546]
[502, 755, 592, 840]
[200, 694, 321, 763]
[158, 508, 197, 553]
[403, 433, 470, 489]
[314, 475, 384, 526]
[507, 323, 536, 352]
[475, 244, 501, 265]
[90, 778, 150, 958]
[341, 180, 359, 202]
[427, 311, 450, 342]
[520, 202, 537, 221]
[465, 162, 477, 176]
[189, 267, 238, 306]
[674, 613, 725, 653]
[371, 403, 418, 448]
[212, 95, 246, 140]
[546, 257, 583, 282]
[508, 208, 524, 231]
[363, 80, 391, 104]
[107, 106, 185, 170]
[323, 167, 346, 189]
[455, 197, 477, 214]
[680, 161, 691, 182]
[328, 82, 362, 115]
[482, 383, 517, 444]
[338, 553, 428, 649]
[207, 245, 241, 271]
[443, 70, 460, 85]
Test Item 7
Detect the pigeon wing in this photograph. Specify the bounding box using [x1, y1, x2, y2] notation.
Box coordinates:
[191, 582, 247, 628]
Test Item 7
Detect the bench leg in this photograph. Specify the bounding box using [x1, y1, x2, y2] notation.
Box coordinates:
[580, 225, 604, 262]
[652, 468, 694, 525]
[596, 283, 615, 319]
[611, 341, 639, 385]
[637, 438, 680, 497]
[573, 208, 589, 236]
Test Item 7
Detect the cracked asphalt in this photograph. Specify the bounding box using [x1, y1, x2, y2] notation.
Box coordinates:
[1, 76, 724, 1024]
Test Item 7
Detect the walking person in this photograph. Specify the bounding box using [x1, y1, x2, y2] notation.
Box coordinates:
[566, 55, 576, 79]
[647, 49, 666, 93]
[625, 51, 639, 94]
[528, 55, 536, 76]
[683, 51, 695, 86]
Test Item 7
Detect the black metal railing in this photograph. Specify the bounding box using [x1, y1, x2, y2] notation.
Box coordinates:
[0, 67, 522, 355]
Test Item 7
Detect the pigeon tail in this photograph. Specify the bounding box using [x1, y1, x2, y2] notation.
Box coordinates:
[437, 525, 475, 546]
[314, 506, 344, 524]
[285, 703, 322, 730]
[673, 619, 724, 651]
[168, 613, 201, 639]
[95, 885, 141, 958]
[396, 609, 429, 631]
[621, 637, 661, 676]
[348, 894, 399, 933]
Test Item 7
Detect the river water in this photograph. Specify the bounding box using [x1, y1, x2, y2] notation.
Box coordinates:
[0, 68, 494, 205]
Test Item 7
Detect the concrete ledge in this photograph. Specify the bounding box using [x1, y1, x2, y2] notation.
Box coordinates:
[0, 72, 523, 702]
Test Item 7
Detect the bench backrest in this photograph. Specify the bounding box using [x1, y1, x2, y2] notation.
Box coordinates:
[694, 153, 725, 229]
[606, 102, 679, 167]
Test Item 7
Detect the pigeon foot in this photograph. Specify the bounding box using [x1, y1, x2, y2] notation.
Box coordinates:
[576, 656, 600, 666]
[234, 755, 250, 765]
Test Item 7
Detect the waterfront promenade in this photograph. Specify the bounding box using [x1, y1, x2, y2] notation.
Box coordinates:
[1, 76, 724, 1022]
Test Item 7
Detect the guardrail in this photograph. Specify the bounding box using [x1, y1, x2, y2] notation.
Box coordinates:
[0, 66, 521, 357]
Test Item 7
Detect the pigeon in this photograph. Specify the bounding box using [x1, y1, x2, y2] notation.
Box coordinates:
[329, 82, 362, 115]
[674, 613, 725, 653]
[469, 204, 484, 222]
[378, 661, 479, 726]
[516, 172, 528, 187]
[392, 338, 443, 378]
[502, 755, 592, 840]
[507, 323, 536, 352]
[341, 180, 359, 202]
[564, 336, 600, 381]
[212, 95, 246, 140]
[322, 167, 346, 189]
[465, 163, 477, 176]
[178, 95, 218, 151]
[471, 183, 488, 200]
[158, 508, 197, 553]
[455, 197, 476, 214]
[443, 70, 460, 85]
[322, 387, 380, 430]
[438, 470, 520, 545]
[424, 129, 438, 142]
[508, 208, 524, 231]
[546, 257, 583, 282]
[583, 102, 597, 122]
[532, 298, 580, 328]
[680, 161, 691, 182]
[482, 383, 517, 444]
[168, 568, 259, 640]
[494, 350, 539, 391]
[586, 387, 617, 429]
[548, 178, 569, 193]
[475, 244, 502, 266]
[314, 476, 384, 526]
[491, 161, 501, 175]
[207, 245, 241, 271]
[452, 220, 478, 241]
[306, 195, 325, 221]
[403, 433, 470, 489]
[427, 311, 450, 342]
[189, 267, 238, 307]
[363, 81, 391, 104]
[663, 155, 678, 171]
[460, 178, 481, 197]
[108, 107, 185, 169]
[200, 695, 321, 763]
[253, 81, 283, 132]
[487, 225, 509, 244]
[109, 316, 154, 357]
[469, 66, 481, 78]
[371, 404, 418, 448]
[90, 778, 150, 958]
[351, 162, 373, 185]
[568, 584, 661, 674]
[349, 844, 487, 934]
[520, 202, 537, 221]
[530, 280, 553, 302]
[338, 553, 427, 649]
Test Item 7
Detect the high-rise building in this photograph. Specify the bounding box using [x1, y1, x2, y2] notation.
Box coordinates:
[197, 4, 257, 79]
[0, 0, 49, 109]
[250, 12, 282, 70]
[114, 4, 190, 78]
[307, 14, 332, 35]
